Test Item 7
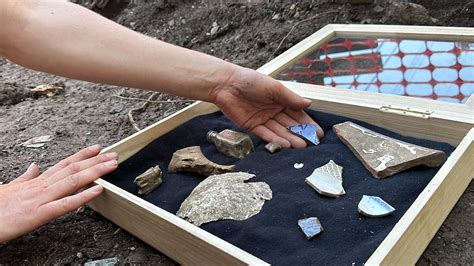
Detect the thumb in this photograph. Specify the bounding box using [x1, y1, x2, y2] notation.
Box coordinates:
[13, 163, 40, 183]
[275, 82, 311, 110]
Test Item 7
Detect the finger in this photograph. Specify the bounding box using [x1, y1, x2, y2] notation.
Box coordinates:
[40, 160, 116, 203]
[44, 152, 118, 186]
[275, 81, 312, 110]
[252, 125, 291, 149]
[41, 144, 102, 178]
[265, 120, 307, 148]
[273, 112, 299, 127]
[10, 163, 40, 184]
[284, 109, 325, 138]
[37, 185, 103, 225]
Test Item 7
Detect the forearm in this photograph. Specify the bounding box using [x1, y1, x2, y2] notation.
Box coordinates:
[2, 0, 237, 102]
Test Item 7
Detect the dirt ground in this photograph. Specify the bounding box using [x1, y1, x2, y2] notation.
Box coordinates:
[0, 0, 472, 264]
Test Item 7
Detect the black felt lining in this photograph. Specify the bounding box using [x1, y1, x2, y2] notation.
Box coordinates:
[102, 110, 454, 265]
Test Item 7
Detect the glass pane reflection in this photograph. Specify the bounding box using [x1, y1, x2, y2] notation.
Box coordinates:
[275, 37, 474, 103]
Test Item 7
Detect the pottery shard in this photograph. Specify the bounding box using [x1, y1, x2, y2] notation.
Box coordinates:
[168, 146, 235, 176]
[177, 172, 272, 226]
[358, 195, 395, 217]
[305, 160, 345, 197]
[134, 165, 163, 195]
[333, 121, 445, 178]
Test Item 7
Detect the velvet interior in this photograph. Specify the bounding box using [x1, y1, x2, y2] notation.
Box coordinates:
[102, 110, 454, 264]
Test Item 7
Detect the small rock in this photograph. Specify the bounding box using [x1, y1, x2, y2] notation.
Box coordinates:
[129, 22, 136, 27]
[294, 163, 304, 169]
[210, 25, 219, 36]
[265, 142, 281, 153]
[168, 20, 175, 26]
[290, 4, 296, 10]
[358, 195, 395, 217]
[84, 257, 119, 266]
[130, 246, 136, 251]
[294, 11, 300, 18]
[373, 5, 384, 13]
[298, 217, 323, 240]
[181, 19, 186, 24]
[77, 252, 83, 259]
[113, 244, 119, 249]
[272, 13, 280, 20]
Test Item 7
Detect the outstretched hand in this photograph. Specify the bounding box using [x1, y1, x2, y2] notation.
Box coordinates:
[211, 67, 324, 148]
[0, 145, 117, 243]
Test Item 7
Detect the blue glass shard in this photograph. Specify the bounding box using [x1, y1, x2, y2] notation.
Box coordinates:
[288, 124, 320, 145]
[298, 217, 324, 240]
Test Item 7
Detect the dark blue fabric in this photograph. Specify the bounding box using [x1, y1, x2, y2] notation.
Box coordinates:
[103, 110, 454, 265]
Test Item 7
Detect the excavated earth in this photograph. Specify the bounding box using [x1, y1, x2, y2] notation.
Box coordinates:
[0, 0, 472, 264]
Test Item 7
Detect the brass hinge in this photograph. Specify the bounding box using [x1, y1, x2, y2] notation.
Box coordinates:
[379, 104, 433, 119]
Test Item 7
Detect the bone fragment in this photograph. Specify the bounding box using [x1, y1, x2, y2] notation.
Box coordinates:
[134, 165, 163, 195]
[168, 146, 235, 176]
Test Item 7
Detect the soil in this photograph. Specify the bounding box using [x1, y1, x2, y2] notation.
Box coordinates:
[0, 0, 472, 264]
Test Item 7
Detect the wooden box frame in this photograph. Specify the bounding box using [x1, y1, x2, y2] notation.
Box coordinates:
[89, 25, 474, 265]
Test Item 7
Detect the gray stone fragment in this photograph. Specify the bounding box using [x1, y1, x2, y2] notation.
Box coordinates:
[333, 121, 445, 178]
[305, 160, 345, 197]
[134, 165, 162, 195]
[177, 172, 272, 226]
[265, 142, 282, 153]
[168, 146, 235, 176]
[298, 217, 324, 240]
[84, 257, 119, 266]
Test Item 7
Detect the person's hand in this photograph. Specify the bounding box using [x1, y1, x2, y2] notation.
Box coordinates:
[0, 144, 117, 243]
[211, 67, 324, 148]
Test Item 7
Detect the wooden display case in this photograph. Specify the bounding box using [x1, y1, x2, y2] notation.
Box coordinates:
[89, 25, 474, 265]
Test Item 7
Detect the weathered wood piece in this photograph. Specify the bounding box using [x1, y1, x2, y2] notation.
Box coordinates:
[333, 122, 445, 178]
[358, 195, 396, 217]
[305, 160, 345, 197]
[298, 217, 324, 240]
[168, 146, 235, 176]
[134, 165, 163, 195]
[177, 172, 272, 226]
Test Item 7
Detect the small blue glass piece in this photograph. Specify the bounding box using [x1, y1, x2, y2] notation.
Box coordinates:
[288, 124, 320, 145]
[298, 217, 324, 239]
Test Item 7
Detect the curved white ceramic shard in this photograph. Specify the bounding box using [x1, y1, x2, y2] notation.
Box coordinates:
[358, 195, 395, 217]
[305, 160, 345, 197]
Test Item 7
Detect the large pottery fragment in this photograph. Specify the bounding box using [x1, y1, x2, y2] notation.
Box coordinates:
[333, 122, 445, 178]
[134, 165, 163, 195]
[305, 160, 345, 197]
[358, 195, 395, 217]
[177, 172, 272, 226]
[168, 146, 235, 176]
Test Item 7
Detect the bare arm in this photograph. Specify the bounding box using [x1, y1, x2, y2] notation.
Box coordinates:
[1, 0, 233, 101]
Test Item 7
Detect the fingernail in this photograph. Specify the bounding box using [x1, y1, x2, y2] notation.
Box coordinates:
[91, 185, 103, 193]
[105, 152, 118, 159]
[91, 144, 102, 151]
[105, 160, 118, 167]
[304, 99, 312, 104]
[28, 162, 36, 170]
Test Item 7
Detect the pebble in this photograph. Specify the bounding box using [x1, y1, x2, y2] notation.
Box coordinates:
[77, 252, 83, 259]
[168, 20, 175, 26]
[130, 246, 136, 251]
[294, 163, 304, 169]
[272, 13, 280, 20]
[373, 5, 384, 13]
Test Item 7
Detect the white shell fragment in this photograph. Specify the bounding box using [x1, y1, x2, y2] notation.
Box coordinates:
[305, 160, 345, 197]
[177, 172, 272, 226]
[294, 163, 304, 169]
[19, 135, 53, 148]
[358, 195, 395, 217]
